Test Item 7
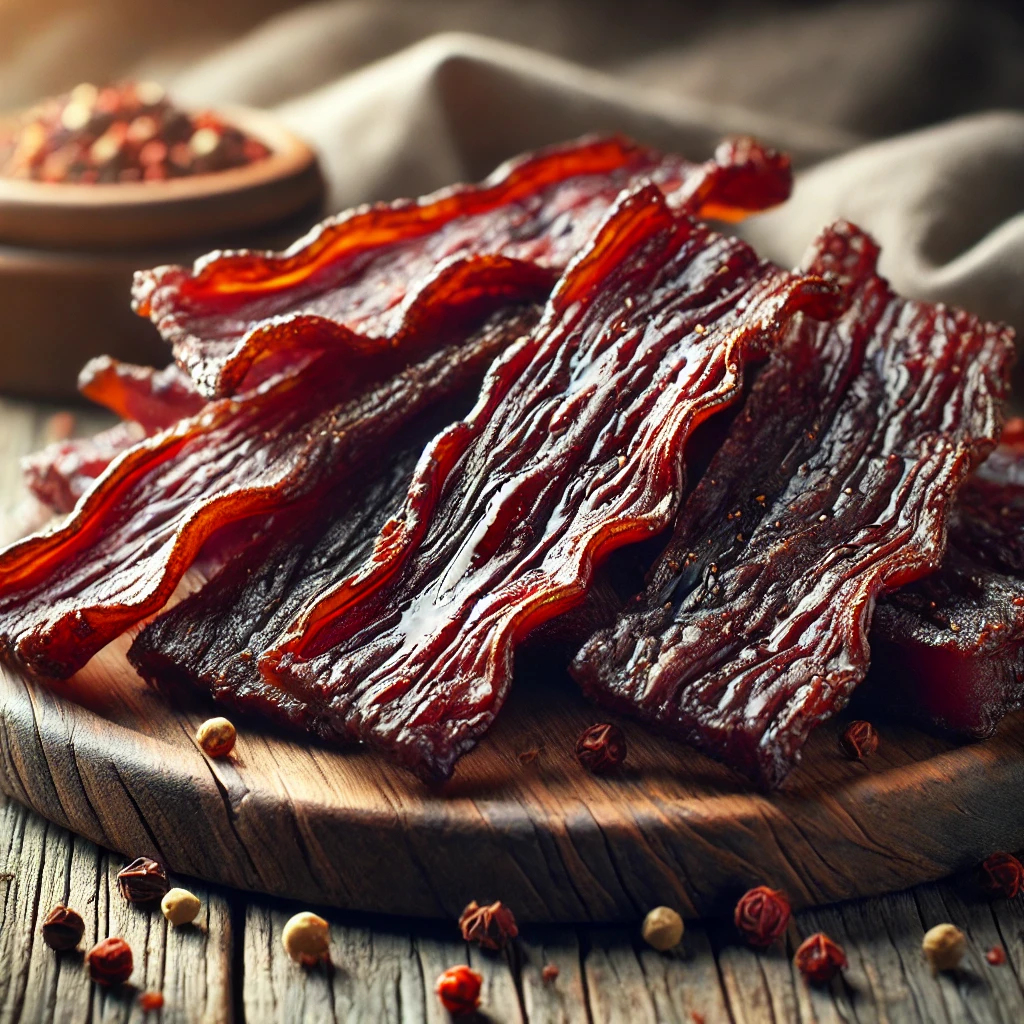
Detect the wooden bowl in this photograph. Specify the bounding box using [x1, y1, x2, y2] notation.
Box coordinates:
[0, 106, 325, 399]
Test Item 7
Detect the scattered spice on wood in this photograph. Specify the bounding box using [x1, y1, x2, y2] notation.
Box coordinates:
[839, 720, 879, 759]
[195, 717, 236, 758]
[922, 923, 966, 973]
[794, 933, 847, 984]
[542, 963, 560, 983]
[161, 887, 201, 926]
[641, 906, 684, 951]
[734, 886, 791, 949]
[517, 746, 544, 766]
[282, 911, 330, 966]
[0, 81, 270, 184]
[139, 992, 165, 1011]
[978, 851, 1024, 898]
[459, 900, 519, 950]
[691, 1013, 706, 1024]
[436, 965, 482, 1016]
[574, 723, 627, 774]
[86, 937, 133, 985]
[117, 857, 169, 903]
[40, 904, 85, 951]
[987, 945, 1007, 966]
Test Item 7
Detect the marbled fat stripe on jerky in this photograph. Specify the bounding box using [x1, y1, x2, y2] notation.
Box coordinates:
[134, 137, 793, 397]
[572, 221, 1013, 789]
[253, 185, 838, 782]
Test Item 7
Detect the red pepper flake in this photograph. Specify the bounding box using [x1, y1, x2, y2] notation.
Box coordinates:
[458, 900, 518, 950]
[979, 851, 1024, 899]
[517, 745, 543, 765]
[574, 723, 626, 774]
[794, 933, 847, 984]
[436, 965, 482, 1016]
[691, 1013, 706, 1024]
[734, 886, 791, 949]
[139, 991, 165, 1011]
[987, 945, 1007, 966]
[839, 720, 879, 759]
[0, 80, 271, 184]
[541, 963, 560, 982]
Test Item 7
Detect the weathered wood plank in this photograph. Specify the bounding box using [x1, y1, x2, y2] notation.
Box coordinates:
[0, 793, 233, 1024]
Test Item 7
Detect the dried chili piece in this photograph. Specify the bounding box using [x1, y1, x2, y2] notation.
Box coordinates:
[572, 222, 1012, 788]
[134, 135, 793, 397]
[0, 310, 533, 679]
[248, 186, 837, 781]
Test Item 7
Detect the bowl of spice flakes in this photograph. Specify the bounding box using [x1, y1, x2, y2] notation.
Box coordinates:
[0, 81, 324, 398]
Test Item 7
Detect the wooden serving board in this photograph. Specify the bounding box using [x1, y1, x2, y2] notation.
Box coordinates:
[2, 622, 1024, 924]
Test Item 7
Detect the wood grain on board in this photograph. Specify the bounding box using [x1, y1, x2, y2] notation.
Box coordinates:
[4, 790, 1024, 1023]
[1, 397, 1024, 928]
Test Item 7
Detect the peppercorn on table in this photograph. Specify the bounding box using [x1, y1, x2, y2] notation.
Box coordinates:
[3, 397, 1024, 1023]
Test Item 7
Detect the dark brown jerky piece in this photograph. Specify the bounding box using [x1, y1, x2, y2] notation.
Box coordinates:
[251, 186, 837, 782]
[572, 221, 1013, 788]
[128, 419, 447, 730]
[867, 425, 1024, 738]
[134, 136, 792, 397]
[0, 309, 535, 680]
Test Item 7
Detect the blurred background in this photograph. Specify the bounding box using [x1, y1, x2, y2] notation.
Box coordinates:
[3, 0, 1024, 200]
[1, 0, 1023, 396]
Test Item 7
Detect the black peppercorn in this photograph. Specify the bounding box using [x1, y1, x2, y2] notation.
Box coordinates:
[40, 904, 85, 950]
[117, 857, 168, 904]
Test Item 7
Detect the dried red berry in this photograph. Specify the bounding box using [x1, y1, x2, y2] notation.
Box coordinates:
[734, 886, 791, 949]
[117, 856, 169, 903]
[541, 963, 560, 982]
[794, 933, 847, 984]
[987, 946, 1007, 966]
[459, 900, 518, 950]
[979, 851, 1024, 899]
[139, 991, 165, 1011]
[575, 723, 626, 774]
[839, 720, 879, 759]
[40, 904, 85, 951]
[86, 937, 133, 986]
[436, 965, 482, 1016]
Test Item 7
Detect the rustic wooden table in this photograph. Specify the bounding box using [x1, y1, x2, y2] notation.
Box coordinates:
[3, 396, 1024, 1023]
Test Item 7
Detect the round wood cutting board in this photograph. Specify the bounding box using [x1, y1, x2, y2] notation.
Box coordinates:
[2, 621, 1023, 924]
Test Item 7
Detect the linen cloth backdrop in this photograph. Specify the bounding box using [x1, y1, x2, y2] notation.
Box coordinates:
[2, 0, 1023, 350]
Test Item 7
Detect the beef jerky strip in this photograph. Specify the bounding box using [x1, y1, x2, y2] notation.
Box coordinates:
[24, 360, 206, 514]
[0, 309, 537, 680]
[134, 136, 792, 398]
[129, 423, 442, 730]
[78, 356, 205, 430]
[868, 421, 1024, 737]
[249, 185, 838, 782]
[572, 221, 1013, 789]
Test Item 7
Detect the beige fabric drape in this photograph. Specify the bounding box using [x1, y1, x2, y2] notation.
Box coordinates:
[1, 0, 1022, 338]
